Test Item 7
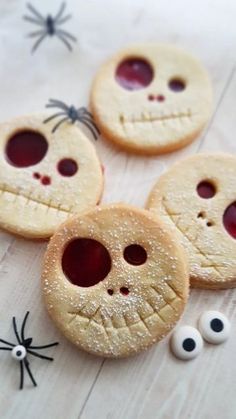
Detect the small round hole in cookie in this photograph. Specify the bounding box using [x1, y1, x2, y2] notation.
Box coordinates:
[197, 180, 216, 199]
[206, 221, 214, 227]
[120, 287, 129, 296]
[168, 78, 186, 92]
[107, 289, 114, 296]
[197, 211, 206, 218]
[124, 244, 147, 266]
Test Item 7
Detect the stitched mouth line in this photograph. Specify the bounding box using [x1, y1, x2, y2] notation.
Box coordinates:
[119, 110, 192, 124]
[0, 185, 71, 213]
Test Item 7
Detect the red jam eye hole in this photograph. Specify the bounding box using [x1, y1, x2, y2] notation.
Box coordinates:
[57, 158, 78, 177]
[123, 244, 147, 266]
[168, 78, 186, 92]
[223, 202, 236, 239]
[62, 238, 112, 287]
[5, 130, 48, 168]
[115, 58, 154, 91]
[197, 181, 216, 199]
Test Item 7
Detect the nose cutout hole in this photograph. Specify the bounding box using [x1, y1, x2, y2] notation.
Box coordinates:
[124, 244, 147, 266]
[156, 95, 165, 102]
[197, 181, 216, 199]
[58, 158, 78, 177]
[120, 287, 129, 296]
[115, 58, 154, 90]
[107, 289, 114, 296]
[168, 78, 186, 92]
[223, 202, 236, 239]
[62, 238, 112, 287]
[206, 221, 214, 227]
[5, 130, 48, 167]
[197, 211, 206, 219]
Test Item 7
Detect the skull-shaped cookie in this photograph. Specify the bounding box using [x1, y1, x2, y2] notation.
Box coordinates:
[90, 43, 212, 155]
[42, 204, 189, 358]
[147, 154, 236, 289]
[0, 114, 103, 238]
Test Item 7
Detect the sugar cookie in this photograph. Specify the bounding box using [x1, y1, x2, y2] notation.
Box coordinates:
[42, 204, 189, 358]
[147, 154, 236, 289]
[0, 114, 103, 238]
[90, 43, 212, 155]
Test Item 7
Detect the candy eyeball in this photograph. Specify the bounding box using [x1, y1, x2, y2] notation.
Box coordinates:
[11, 345, 27, 361]
[198, 311, 230, 344]
[170, 326, 203, 360]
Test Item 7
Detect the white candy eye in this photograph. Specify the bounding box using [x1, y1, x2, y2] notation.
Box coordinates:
[11, 345, 27, 361]
[198, 311, 230, 344]
[170, 326, 203, 360]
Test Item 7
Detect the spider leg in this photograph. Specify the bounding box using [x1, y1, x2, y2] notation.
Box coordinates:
[46, 104, 68, 112]
[0, 338, 15, 347]
[27, 30, 46, 38]
[0, 347, 12, 351]
[51, 117, 70, 133]
[55, 29, 77, 42]
[57, 15, 72, 25]
[55, 33, 73, 51]
[46, 99, 69, 111]
[23, 16, 45, 27]
[54, 2, 66, 22]
[31, 32, 48, 53]
[43, 112, 67, 124]
[48, 98, 68, 107]
[19, 361, 24, 390]
[78, 117, 100, 139]
[29, 342, 59, 350]
[26, 3, 45, 22]
[77, 108, 93, 117]
[13, 317, 21, 345]
[24, 358, 37, 387]
[20, 311, 29, 343]
[27, 349, 54, 361]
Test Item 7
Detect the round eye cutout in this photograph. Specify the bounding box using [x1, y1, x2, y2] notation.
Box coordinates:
[197, 180, 216, 199]
[123, 244, 147, 266]
[57, 158, 78, 177]
[223, 202, 236, 239]
[5, 130, 48, 168]
[62, 238, 112, 288]
[170, 326, 203, 360]
[168, 78, 186, 92]
[115, 58, 154, 90]
[198, 311, 230, 344]
[11, 345, 27, 361]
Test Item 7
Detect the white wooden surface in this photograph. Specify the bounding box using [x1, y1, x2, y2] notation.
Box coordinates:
[0, 0, 236, 418]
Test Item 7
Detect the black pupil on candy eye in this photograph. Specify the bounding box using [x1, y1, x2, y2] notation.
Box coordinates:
[57, 158, 78, 176]
[115, 58, 154, 90]
[62, 238, 112, 287]
[16, 350, 22, 356]
[168, 78, 186, 92]
[182, 338, 196, 352]
[210, 318, 224, 333]
[124, 244, 147, 265]
[5, 130, 48, 167]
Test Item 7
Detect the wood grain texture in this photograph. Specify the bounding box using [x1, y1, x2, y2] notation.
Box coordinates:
[0, 0, 235, 418]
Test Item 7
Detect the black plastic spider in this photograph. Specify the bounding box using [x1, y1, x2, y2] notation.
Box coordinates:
[43, 99, 100, 139]
[0, 312, 58, 390]
[24, 2, 77, 53]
